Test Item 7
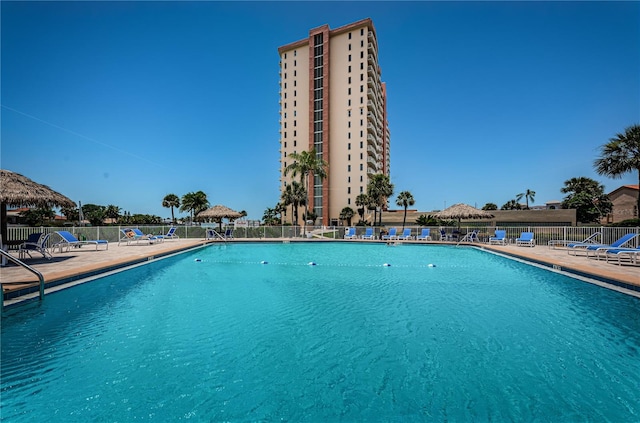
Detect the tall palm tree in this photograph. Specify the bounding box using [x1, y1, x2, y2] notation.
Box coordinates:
[283, 148, 328, 229]
[355, 193, 370, 224]
[282, 181, 306, 225]
[395, 191, 415, 230]
[594, 124, 640, 215]
[180, 191, 209, 222]
[367, 174, 394, 226]
[162, 194, 181, 224]
[515, 189, 536, 209]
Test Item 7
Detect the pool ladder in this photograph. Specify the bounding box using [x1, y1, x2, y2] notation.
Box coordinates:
[0, 249, 45, 313]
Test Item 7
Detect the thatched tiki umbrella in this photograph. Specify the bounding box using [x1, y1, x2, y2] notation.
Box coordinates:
[432, 203, 494, 229]
[197, 205, 242, 231]
[0, 169, 76, 245]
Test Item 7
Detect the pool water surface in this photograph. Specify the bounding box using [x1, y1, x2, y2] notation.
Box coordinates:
[1, 243, 639, 421]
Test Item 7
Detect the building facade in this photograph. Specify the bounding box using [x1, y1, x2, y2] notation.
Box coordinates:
[602, 184, 639, 224]
[278, 18, 390, 226]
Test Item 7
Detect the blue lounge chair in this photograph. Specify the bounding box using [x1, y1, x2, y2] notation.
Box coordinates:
[439, 229, 449, 241]
[603, 247, 640, 265]
[516, 232, 535, 247]
[55, 230, 108, 252]
[131, 228, 163, 244]
[489, 230, 507, 245]
[416, 228, 431, 241]
[18, 232, 52, 259]
[223, 229, 234, 239]
[118, 228, 160, 245]
[361, 227, 374, 240]
[344, 227, 357, 239]
[398, 228, 412, 240]
[381, 228, 397, 240]
[163, 227, 179, 240]
[568, 233, 638, 256]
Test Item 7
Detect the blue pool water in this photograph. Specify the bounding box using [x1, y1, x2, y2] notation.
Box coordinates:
[1, 243, 639, 421]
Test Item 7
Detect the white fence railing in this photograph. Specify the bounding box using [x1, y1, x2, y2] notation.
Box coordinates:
[5, 225, 640, 250]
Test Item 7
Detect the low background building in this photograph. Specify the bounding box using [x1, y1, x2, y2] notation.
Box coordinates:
[602, 184, 639, 224]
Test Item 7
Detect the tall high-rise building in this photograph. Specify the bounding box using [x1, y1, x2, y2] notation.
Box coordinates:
[278, 18, 390, 226]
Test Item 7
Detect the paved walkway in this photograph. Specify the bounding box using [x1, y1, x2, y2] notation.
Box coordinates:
[1, 238, 638, 307]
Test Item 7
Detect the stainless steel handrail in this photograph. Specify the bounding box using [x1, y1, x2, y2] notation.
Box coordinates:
[0, 249, 45, 312]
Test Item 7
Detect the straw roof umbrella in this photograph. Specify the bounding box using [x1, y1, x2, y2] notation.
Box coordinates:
[197, 204, 242, 231]
[0, 169, 76, 244]
[432, 203, 494, 229]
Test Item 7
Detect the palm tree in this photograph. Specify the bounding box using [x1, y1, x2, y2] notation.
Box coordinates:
[162, 194, 181, 224]
[367, 174, 394, 226]
[395, 191, 415, 230]
[180, 191, 209, 222]
[501, 200, 521, 210]
[515, 189, 536, 209]
[560, 176, 612, 223]
[355, 193, 370, 224]
[339, 207, 355, 226]
[282, 181, 306, 225]
[482, 203, 498, 211]
[283, 149, 328, 229]
[594, 124, 640, 215]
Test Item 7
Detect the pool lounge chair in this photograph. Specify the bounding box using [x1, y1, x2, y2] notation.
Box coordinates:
[439, 229, 449, 241]
[344, 227, 357, 239]
[361, 227, 374, 240]
[54, 230, 109, 252]
[548, 232, 601, 249]
[459, 230, 479, 243]
[163, 227, 179, 240]
[18, 232, 52, 259]
[118, 228, 160, 246]
[223, 229, 234, 239]
[516, 232, 535, 247]
[398, 228, 412, 240]
[488, 230, 507, 245]
[603, 248, 640, 265]
[416, 228, 431, 241]
[381, 228, 397, 240]
[568, 233, 638, 256]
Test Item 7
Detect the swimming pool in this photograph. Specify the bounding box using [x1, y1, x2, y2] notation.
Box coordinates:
[2, 243, 639, 421]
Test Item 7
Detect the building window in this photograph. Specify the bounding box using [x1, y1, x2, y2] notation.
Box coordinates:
[284, 141, 287, 148]
[361, 51, 364, 59]
[348, 187, 351, 194]
[361, 40, 364, 47]
[284, 53, 287, 59]
[284, 151, 287, 157]
[284, 72, 287, 79]
[284, 62, 287, 69]
[348, 76, 351, 84]
[348, 54, 352, 62]
[348, 121, 351, 128]
[348, 110, 351, 117]
[294, 130, 297, 136]
[360, 85, 364, 92]
[360, 141, 363, 148]
[294, 50, 297, 56]
[348, 88, 351, 95]
[360, 74, 364, 81]
[294, 140, 297, 147]
[284, 82, 287, 89]
[360, 153, 363, 159]
[294, 80, 297, 86]
[349, 44, 351, 51]
[284, 132, 287, 138]
[360, 108, 364, 115]
[294, 70, 297, 76]
[294, 60, 296, 66]
[360, 130, 363, 137]
[348, 176, 351, 183]
[348, 143, 351, 150]
[360, 175, 363, 182]
[348, 65, 351, 73]
[360, 96, 363, 104]
[360, 164, 363, 171]
[360, 186, 364, 193]
[348, 154, 351, 160]
[294, 120, 297, 126]
[294, 90, 297, 96]
[361, 28, 364, 36]
[360, 119, 363, 126]
[294, 100, 296, 107]
[348, 165, 351, 172]
[348, 99, 351, 106]
[360, 63, 364, 70]
[284, 122, 287, 128]
[348, 132, 351, 139]
[349, 32, 352, 39]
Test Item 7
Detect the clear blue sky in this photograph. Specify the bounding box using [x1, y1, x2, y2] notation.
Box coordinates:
[2, 1, 639, 221]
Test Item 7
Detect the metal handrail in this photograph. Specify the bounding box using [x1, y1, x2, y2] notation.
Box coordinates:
[1, 249, 45, 312]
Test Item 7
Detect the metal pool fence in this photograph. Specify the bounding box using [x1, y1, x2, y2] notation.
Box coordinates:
[5, 225, 639, 249]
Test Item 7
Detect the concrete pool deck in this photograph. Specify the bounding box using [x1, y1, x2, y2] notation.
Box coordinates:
[1, 237, 638, 307]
